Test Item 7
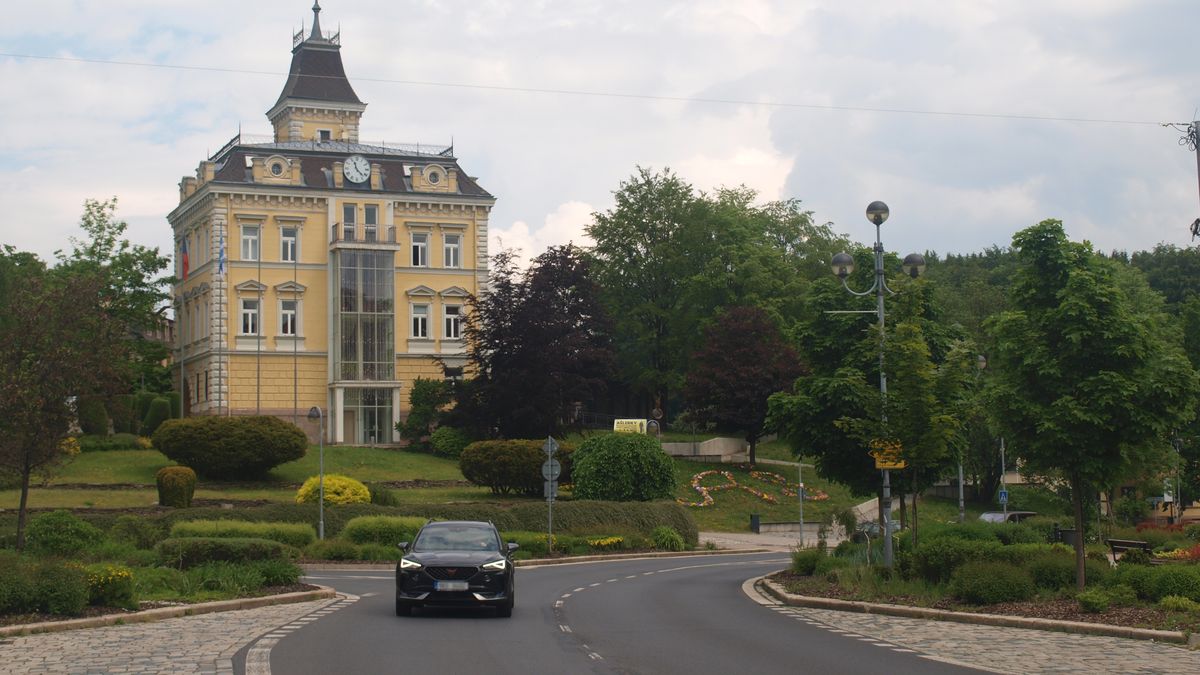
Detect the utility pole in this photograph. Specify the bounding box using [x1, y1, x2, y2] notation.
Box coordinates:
[1167, 120, 1200, 238]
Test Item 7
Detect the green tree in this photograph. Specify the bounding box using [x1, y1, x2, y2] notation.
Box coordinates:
[398, 378, 450, 450]
[683, 306, 805, 464]
[55, 198, 172, 394]
[986, 220, 1198, 590]
[0, 252, 130, 549]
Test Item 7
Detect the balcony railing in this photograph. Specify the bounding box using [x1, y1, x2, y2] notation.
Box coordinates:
[331, 223, 397, 245]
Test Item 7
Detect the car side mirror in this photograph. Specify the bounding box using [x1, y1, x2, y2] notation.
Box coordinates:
[507, 542, 519, 553]
[398, 541, 409, 551]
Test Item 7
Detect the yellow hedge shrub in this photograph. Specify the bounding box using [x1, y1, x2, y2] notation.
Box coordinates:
[295, 474, 370, 506]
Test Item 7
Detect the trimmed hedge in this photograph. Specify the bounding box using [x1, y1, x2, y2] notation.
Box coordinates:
[153, 415, 307, 479]
[169, 520, 317, 548]
[156, 537, 291, 569]
[156, 466, 197, 508]
[80, 433, 142, 452]
[142, 397, 172, 436]
[459, 439, 574, 496]
[571, 433, 673, 502]
[77, 397, 109, 435]
[949, 561, 1035, 604]
[340, 516, 427, 546]
[109, 515, 167, 550]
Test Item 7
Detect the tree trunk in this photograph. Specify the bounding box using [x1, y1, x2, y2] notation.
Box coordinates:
[15, 463, 31, 551]
[898, 490, 908, 530]
[1071, 472, 1087, 592]
[748, 436, 757, 466]
[911, 475, 919, 548]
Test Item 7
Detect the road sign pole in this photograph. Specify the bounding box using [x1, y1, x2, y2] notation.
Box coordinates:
[882, 469, 893, 568]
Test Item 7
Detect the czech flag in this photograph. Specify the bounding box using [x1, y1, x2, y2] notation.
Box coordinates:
[180, 237, 190, 281]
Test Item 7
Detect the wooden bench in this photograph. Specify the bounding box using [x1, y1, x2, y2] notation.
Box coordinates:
[1106, 538, 1152, 560]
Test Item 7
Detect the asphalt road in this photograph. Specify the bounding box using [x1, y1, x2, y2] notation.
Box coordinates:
[264, 553, 981, 675]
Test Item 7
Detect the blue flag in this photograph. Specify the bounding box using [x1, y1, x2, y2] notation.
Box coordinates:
[218, 234, 226, 276]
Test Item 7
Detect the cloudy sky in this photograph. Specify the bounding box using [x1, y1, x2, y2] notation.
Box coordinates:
[2, 0, 1198, 266]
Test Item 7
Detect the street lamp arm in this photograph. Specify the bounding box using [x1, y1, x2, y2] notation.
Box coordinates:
[880, 276, 901, 296]
[839, 276, 880, 297]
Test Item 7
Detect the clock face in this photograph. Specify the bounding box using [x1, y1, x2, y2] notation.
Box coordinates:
[343, 155, 370, 183]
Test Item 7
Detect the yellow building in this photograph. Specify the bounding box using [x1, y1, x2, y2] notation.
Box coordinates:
[168, 2, 493, 443]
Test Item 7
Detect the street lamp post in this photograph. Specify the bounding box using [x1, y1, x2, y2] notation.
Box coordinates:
[307, 406, 325, 540]
[830, 201, 925, 569]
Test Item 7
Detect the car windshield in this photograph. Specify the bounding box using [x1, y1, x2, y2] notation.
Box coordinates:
[414, 525, 500, 552]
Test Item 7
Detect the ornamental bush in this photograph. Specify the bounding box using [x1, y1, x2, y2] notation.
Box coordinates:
[156, 537, 290, 569]
[169, 520, 316, 549]
[1151, 566, 1200, 602]
[651, 525, 685, 552]
[1076, 589, 1110, 613]
[571, 433, 673, 502]
[1027, 553, 1076, 589]
[0, 553, 36, 614]
[251, 559, 303, 586]
[459, 439, 574, 496]
[340, 516, 427, 546]
[85, 563, 136, 609]
[77, 396, 109, 435]
[187, 561, 265, 594]
[142, 397, 172, 436]
[109, 515, 167, 550]
[911, 537, 1000, 584]
[106, 394, 136, 434]
[153, 416, 307, 479]
[1159, 594, 1200, 612]
[948, 561, 1035, 605]
[156, 466, 197, 508]
[430, 426, 472, 459]
[34, 561, 90, 615]
[791, 549, 823, 576]
[304, 539, 360, 561]
[296, 474, 370, 506]
[80, 433, 142, 452]
[26, 510, 104, 557]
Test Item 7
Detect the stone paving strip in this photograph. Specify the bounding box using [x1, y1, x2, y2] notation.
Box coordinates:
[757, 579, 1200, 674]
[0, 597, 339, 675]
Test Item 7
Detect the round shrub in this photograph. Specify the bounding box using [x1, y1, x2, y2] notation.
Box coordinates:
[792, 548, 823, 576]
[156, 466, 197, 508]
[35, 562, 90, 616]
[948, 561, 1035, 605]
[85, 564, 136, 609]
[1110, 563, 1156, 600]
[0, 554, 36, 614]
[26, 510, 103, 557]
[430, 426, 472, 459]
[340, 516, 427, 546]
[651, 526, 685, 552]
[1076, 589, 1110, 613]
[459, 439, 574, 496]
[141, 397, 172, 436]
[109, 515, 166, 550]
[153, 415, 307, 479]
[571, 433, 674, 502]
[1151, 566, 1200, 602]
[296, 474, 370, 506]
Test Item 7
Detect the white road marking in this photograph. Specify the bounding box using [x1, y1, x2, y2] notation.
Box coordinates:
[606, 578, 618, 583]
[559, 624, 573, 633]
[555, 601, 564, 608]
[561, 593, 572, 599]
[360, 592, 378, 598]
[573, 587, 586, 592]
[625, 575, 637, 579]
[589, 583, 601, 587]
[588, 652, 603, 661]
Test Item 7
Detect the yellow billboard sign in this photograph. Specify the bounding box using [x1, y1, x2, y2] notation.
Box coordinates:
[868, 438, 906, 470]
[613, 419, 648, 434]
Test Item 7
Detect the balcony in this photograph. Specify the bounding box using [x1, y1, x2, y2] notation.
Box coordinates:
[330, 223, 401, 250]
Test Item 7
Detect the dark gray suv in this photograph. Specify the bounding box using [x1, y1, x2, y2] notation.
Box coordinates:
[395, 521, 517, 617]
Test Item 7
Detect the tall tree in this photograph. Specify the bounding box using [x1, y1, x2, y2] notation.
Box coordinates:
[55, 198, 172, 392]
[0, 252, 130, 549]
[683, 306, 805, 464]
[987, 220, 1199, 590]
[458, 246, 614, 438]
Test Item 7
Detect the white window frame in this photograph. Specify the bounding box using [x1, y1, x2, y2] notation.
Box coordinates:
[342, 204, 357, 241]
[443, 233, 461, 268]
[280, 299, 298, 336]
[241, 225, 260, 261]
[411, 303, 429, 338]
[364, 205, 378, 242]
[444, 304, 461, 339]
[281, 227, 297, 262]
[412, 232, 429, 267]
[239, 298, 260, 335]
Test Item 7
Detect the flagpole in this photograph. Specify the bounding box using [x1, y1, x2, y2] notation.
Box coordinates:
[178, 235, 187, 419]
[218, 232, 227, 417]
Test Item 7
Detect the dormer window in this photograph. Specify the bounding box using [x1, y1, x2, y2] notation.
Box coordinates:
[270, 161, 284, 176]
[427, 169, 441, 185]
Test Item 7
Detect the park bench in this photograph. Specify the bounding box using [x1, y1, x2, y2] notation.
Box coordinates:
[1106, 538, 1152, 561]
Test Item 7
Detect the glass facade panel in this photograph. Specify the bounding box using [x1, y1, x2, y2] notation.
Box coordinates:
[334, 250, 395, 381]
[344, 388, 393, 444]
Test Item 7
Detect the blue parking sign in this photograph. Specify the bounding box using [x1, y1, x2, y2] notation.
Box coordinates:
[998, 489, 1008, 504]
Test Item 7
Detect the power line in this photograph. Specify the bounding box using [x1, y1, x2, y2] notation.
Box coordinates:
[0, 50, 1165, 127]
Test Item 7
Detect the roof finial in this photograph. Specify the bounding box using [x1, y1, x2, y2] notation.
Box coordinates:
[309, 1, 323, 40]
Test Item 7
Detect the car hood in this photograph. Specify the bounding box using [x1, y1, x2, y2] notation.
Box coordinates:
[406, 551, 504, 566]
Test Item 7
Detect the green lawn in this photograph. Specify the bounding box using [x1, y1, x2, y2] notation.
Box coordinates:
[50, 450, 174, 485]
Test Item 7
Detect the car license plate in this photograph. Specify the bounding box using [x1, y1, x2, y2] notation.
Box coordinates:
[435, 581, 468, 592]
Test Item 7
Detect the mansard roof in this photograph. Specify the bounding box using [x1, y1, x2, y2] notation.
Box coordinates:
[273, 28, 361, 108]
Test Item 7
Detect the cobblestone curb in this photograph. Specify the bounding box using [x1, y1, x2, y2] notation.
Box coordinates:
[759, 577, 1198, 648]
[300, 548, 770, 572]
[0, 586, 336, 638]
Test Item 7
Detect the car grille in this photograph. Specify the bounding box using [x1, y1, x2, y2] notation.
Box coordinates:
[426, 566, 479, 581]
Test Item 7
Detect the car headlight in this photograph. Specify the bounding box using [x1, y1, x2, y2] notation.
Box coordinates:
[399, 557, 423, 570]
[482, 559, 507, 571]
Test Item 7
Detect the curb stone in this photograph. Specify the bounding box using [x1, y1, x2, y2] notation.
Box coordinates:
[0, 586, 336, 638]
[757, 577, 1197, 649]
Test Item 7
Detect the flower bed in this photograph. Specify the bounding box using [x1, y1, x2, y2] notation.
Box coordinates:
[677, 468, 828, 508]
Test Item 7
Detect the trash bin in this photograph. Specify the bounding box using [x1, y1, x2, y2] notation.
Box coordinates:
[1058, 528, 1079, 548]
[750, 514, 761, 534]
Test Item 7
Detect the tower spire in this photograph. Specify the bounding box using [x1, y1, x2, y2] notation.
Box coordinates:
[309, 1, 323, 41]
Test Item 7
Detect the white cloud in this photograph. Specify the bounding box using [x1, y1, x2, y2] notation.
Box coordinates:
[491, 200, 596, 266]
